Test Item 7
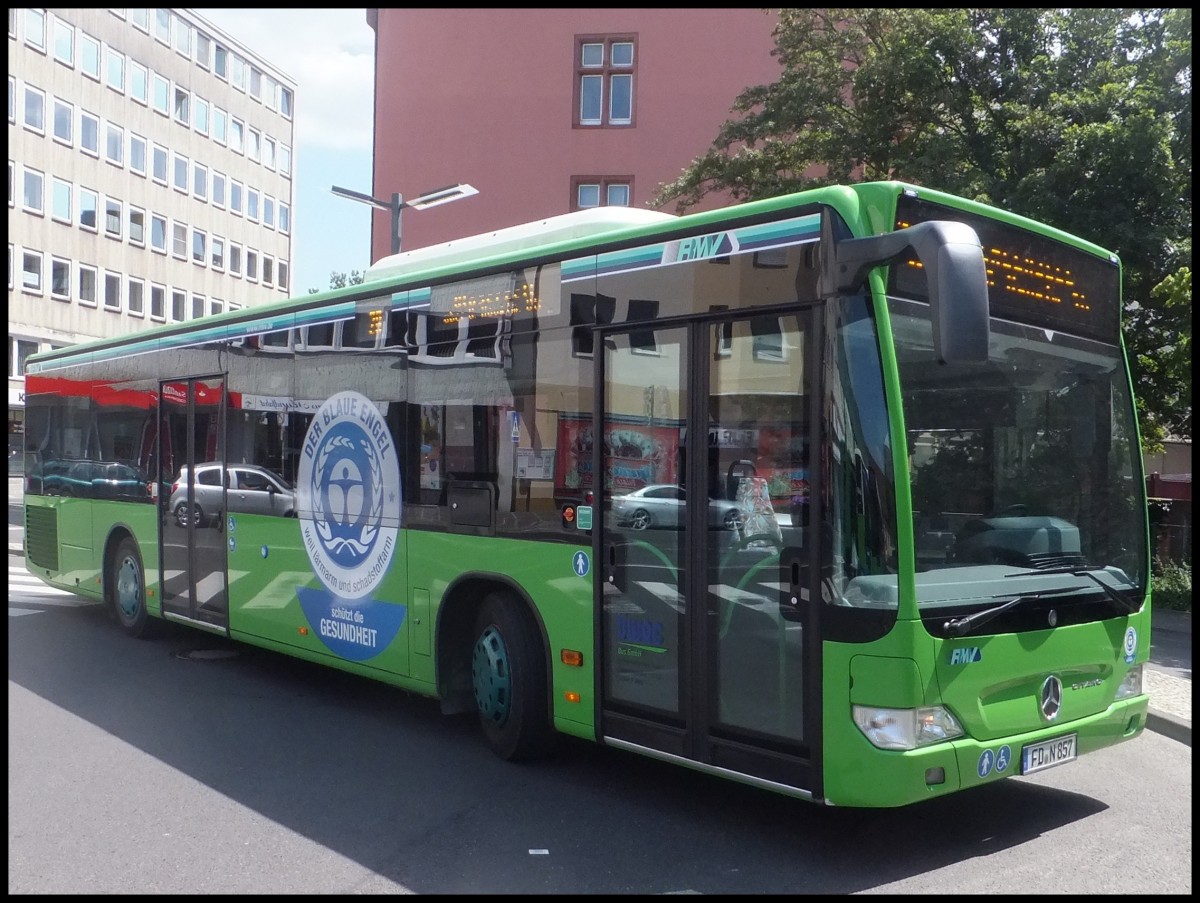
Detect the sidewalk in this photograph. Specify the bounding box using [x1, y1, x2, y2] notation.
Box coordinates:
[7, 476, 1190, 744]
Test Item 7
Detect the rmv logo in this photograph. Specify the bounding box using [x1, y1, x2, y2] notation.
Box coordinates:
[617, 615, 664, 649]
[677, 232, 729, 261]
[949, 646, 983, 665]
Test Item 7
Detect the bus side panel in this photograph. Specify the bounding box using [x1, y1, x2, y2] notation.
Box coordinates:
[226, 513, 413, 680]
[407, 530, 596, 737]
[23, 496, 103, 601]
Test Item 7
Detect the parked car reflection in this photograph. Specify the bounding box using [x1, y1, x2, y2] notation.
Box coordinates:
[170, 462, 295, 527]
[40, 460, 152, 501]
[611, 484, 745, 531]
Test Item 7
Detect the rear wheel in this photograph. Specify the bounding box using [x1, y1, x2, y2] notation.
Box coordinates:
[109, 535, 155, 638]
[470, 592, 553, 761]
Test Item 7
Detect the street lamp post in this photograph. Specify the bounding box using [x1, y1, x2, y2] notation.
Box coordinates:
[330, 183, 479, 256]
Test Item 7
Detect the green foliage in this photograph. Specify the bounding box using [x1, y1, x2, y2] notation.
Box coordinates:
[653, 8, 1192, 444]
[307, 270, 366, 294]
[1151, 556, 1192, 611]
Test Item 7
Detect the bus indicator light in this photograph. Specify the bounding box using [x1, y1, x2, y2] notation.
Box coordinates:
[561, 649, 583, 666]
[299, 626, 309, 636]
[565, 691, 581, 704]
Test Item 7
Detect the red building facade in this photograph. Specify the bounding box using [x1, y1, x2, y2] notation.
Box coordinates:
[365, 9, 780, 257]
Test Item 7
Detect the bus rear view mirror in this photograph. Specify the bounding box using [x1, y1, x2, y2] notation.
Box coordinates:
[819, 209, 989, 364]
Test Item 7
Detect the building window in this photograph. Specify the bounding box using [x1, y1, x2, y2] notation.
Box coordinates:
[129, 61, 148, 104]
[212, 172, 226, 208]
[152, 73, 169, 115]
[22, 250, 43, 293]
[105, 47, 125, 93]
[51, 257, 70, 300]
[277, 261, 289, 292]
[24, 8, 46, 52]
[173, 153, 188, 192]
[53, 19, 73, 66]
[150, 213, 167, 253]
[104, 271, 121, 311]
[154, 8, 171, 44]
[279, 145, 291, 176]
[79, 32, 100, 79]
[246, 188, 259, 222]
[263, 196, 275, 229]
[193, 162, 207, 200]
[174, 14, 192, 57]
[214, 44, 228, 79]
[129, 133, 147, 175]
[52, 98, 72, 144]
[278, 203, 290, 234]
[128, 277, 145, 316]
[22, 167, 44, 214]
[212, 106, 227, 144]
[79, 111, 99, 155]
[229, 117, 244, 153]
[152, 144, 168, 184]
[150, 283, 166, 321]
[128, 206, 145, 245]
[172, 221, 187, 258]
[105, 197, 122, 238]
[79, 187, 98, 230]
[105, 123, 124, 166]
[192, 228, 206, 264]
[575, 36, 635, 127]
[245, 250, 258, 282]
[173, 87, 189, 125]
[78, 264, 97, 306]
[262, 255, 274, 287]
[211, 237, 224, 270]
[131, 9, 149, 33]
[572, 176, 633, 211]
[196, 32, 211, 69]
[23, 85, 45, 133]
[228, 242, 242, 276]
[229, 180, 243, 215]
[51, 178, 70, 222]
[281, 87, 293, 118]
[171, 288, 186, 322]
[191, 294, 204, 319]
[194, 96, 209, 135]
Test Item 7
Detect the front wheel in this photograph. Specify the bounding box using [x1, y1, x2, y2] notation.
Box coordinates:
[629, 508, 651, 530]
[470, 592, 554, 761]
[109, 535, 155, 638]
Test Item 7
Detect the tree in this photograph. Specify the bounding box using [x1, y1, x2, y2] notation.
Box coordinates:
[308, 270, 366, 294]
[653, 8, 1191, 445]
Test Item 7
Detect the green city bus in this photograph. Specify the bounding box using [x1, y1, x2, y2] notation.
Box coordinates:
[22, 181, 1150, 807]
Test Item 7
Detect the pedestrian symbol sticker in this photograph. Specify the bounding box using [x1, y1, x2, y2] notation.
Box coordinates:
[977, 748, 994, 778]
[573, 551, 590, 577]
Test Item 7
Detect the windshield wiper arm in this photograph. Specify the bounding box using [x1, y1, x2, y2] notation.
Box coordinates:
[943, 587, 1080, 638]
[1003, 564, 1139, 615]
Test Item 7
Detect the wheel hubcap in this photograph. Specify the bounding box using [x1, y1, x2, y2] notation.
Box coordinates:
[472, 625, 511, 727]
[116, 555, 141, 619]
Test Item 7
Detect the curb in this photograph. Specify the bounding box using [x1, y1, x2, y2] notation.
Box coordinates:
[1146, 711, 1192, 747]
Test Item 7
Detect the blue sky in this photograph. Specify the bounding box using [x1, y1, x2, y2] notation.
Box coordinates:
[199, 9, 375, 294]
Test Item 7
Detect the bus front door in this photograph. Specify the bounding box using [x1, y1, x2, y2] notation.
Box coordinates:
[159, 376, 228, 630]
[599, 314, 820, 796]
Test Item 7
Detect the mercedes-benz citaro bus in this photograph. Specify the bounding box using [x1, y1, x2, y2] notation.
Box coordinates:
[22, 181, 1150, 807]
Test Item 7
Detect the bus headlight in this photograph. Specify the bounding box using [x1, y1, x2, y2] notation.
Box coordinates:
[1115, 664, 1143, 699]
[852, 704, 965, 750]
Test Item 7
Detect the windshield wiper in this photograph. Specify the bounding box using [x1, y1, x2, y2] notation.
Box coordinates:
[1003, 564, 1139, 615]
[943, 587, 1081, 638]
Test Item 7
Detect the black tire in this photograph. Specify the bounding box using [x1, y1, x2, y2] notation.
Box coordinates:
[629, 508, 651, 530]
[109, 535, 155, 638]
[470, 592, 554, 761]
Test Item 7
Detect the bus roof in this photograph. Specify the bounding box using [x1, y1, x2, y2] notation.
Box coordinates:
[365, 206, 678, 282]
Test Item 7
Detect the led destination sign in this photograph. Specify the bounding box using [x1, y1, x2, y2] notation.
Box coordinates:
[891, 195, 1121, 344]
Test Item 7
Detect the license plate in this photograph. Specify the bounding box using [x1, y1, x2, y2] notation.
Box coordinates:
[1021, 733, 1077, 775]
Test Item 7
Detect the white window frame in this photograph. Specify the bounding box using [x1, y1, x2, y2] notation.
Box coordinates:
[50, 256, 71, 301]
[24, 8, 46, 53]
[150, 213, 167, 254]
[52, 97, 72, 145]
[127, 276, 145, 317]
[53, 18, 74, 67]
[105, 47, 125, 94]
[150, 283, 166, 322]
[23, 84, 46, 134]
[22, 166, 45, 215]
[129, 132, 147, 176]
[151, 143, 168, 185]
[128, 204, 146, 246]
[129, 60, 148, 105]
[79, 32, 101, 80]
[79, 187, 99, 231]
[105, 122, 124, 166]
[78, 263, 98, 307]
[171, 221, 188, 259]
[51, 177, 71, 223]
[79, 110, 99, 156]
[22, 248, 44, 294]
[103, 270, 122, 311]
[104, 196, 122, 239]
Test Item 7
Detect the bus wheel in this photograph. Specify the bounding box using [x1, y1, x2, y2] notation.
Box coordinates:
[470, 592, 553, 761]
[109, 535, 154, 638]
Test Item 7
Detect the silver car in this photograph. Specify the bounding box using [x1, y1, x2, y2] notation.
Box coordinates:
[611, 484, 745, 531]
[170, 463, 295, 527]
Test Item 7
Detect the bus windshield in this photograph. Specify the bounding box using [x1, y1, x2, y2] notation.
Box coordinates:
[888, 296, 1147, 622]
